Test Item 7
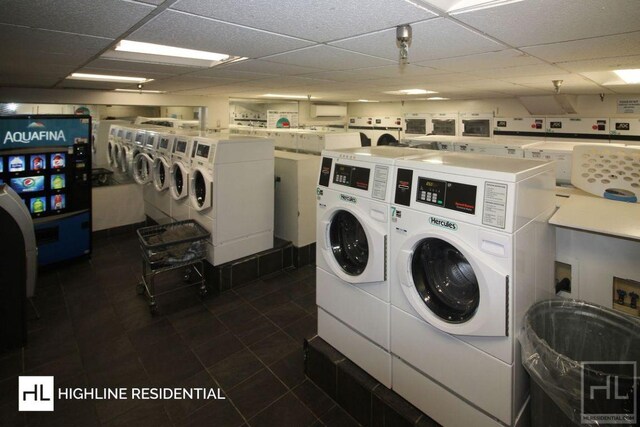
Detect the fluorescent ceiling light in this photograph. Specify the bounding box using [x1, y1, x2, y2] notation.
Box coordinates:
[385, 89, 438, 95]
[419, 0, 523, 14]
[116, 40, 229, 62]
[613, 69, 640, 84]
[114, 88, 165, 94]
[357, 99, 379, 103]
[262, 94, 318, 99]
[427, 97, 449, 100]
[68, 73, 152, 83]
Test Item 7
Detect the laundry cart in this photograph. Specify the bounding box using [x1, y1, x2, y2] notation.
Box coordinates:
[136, 220, 209, 314]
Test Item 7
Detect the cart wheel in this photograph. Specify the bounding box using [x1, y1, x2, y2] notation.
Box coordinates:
[183, 268, 192, 282]
[198, 287, 208, 298]
[149, 303, 158, 315]
[136, 283, 145, 295]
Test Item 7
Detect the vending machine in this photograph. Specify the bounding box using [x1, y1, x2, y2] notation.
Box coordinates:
[0, 115, 92, 265]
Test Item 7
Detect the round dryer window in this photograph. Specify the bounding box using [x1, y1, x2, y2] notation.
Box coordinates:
[173, 167, 184, 195]
[193, 170, 207, 208]
[411, 238, 479, 323]
[329, 210, 369, 276]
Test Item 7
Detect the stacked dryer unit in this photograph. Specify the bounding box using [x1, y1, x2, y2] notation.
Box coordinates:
[459, 112, 493, 138]
[389, 152, 556, 427]
[608, 117, 640, 147]
[188, 136, 274, 266]
[315, 146, 421, 387]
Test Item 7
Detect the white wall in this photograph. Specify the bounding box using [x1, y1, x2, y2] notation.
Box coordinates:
[347, 95, 640, 118]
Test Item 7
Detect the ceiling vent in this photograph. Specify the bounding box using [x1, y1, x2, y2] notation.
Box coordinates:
[517, 95, 578, 115]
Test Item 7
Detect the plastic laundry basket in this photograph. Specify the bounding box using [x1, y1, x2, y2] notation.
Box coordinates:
[520, 299, 640, 426]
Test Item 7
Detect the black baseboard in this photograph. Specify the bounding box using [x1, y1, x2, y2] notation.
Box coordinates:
[304, 336, 440, 427]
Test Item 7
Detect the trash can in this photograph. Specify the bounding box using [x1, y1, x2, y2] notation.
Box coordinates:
[520, 299, 640, 426]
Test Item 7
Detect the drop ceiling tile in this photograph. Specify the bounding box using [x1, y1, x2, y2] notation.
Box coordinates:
[0, 0, 154, 39]
[448, 79, 524, 91]
[217, 60, 323, 76]
[189, 68, 274, 80]
[296, 70, 383, 82]
[468, 63, 569, 79]
[454, 0, 640, 47]
[0, 74, 60, 88]
[172, 0, 437, 42]
[503, 74, 592, 86]
[128, 10, 314, 59]
[558, 55, 640, 73]
[329, 18, 504, 62]
[418, 49, 544, 72]
[60, 80, 124, 90]
[522, 32, 640, 63]
[0, 51, 84, 76]
[142, 78, 236, 91]
[84, 59, 199, 76]
[352, 64, 449, 78]
[262, 45, 395, 71]
[608, 85, 640, 94]
[0, 24, 113, 56]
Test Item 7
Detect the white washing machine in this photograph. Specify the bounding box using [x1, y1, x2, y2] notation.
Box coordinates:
[147, 133, 174, 223]
[119, 127, 136, 176]
[389, 152, 556, 427]
[404, 135, 456, 151]
[348, 117, 403, 146]
[169, 135, 194, 222]
[106, 124, 119, 168]
[188, 136, 274, 266]
[111, 126, 126, 171]
[316, 146, 421, 387]
[454, 138, 542, 158]
[298, 131, 361, 155]
[133, 130, 154, 185]
[458, 112, 493, 138]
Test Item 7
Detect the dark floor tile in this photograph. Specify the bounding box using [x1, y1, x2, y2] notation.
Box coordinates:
[102, 401, 172, 427]
[192, 331, 245, 369]
[294, 292, 317, 314]
[204, 290, 244, 316]
[258, 250, 284, 277]
[287, 265, 316, 282]
[0, 350, 23, 381]
[248, 392, 316, 427]
[138, 335, 203, 387]
[127, 318, 177, 352]
[283, 314, 317, 343]
[179, 398, 244, 427]
[234, 279, 283, 302]
[208, 348, 264, 391]
[264, 301, 308, 329]
[163, 370, 218, 423]
[73, 306, 125, 348]
[27, 399, 99, 427]
[230, 257, 259, 287]
[25, 351, 83, 382]
[167, 304, 214, 332]
[178, 315, 228, 348]
[249, 289, 291, 314]
[23, 321, 77, 370]
[293, 380, 336, 419]
[86, 352, 148, 389]
[231, 315, 279, 347]
[282, 279, 315, 301]
[216, 303, 262, 331]
[270, 347, 306, 389]
[113, 296, 163, 331]
[80, 334, 136, 374]
[27, 304, 69, 333]
[0, 401, 27, 427]
[319, 405, 361, 427]
[249, 331, 299, 367]
[371, 384, 430, 427]
[0, 375, 18, 406]
[225, 369, 287, 419]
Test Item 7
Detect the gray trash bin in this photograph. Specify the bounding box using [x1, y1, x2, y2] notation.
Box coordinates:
[520, 299, 640, 426]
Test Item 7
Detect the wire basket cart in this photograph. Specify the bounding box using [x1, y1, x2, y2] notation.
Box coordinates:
[136, 220, 210, 314]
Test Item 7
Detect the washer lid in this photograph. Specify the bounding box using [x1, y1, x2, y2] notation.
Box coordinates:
[411, 238, 479, 323]
[329, 210, 369, 276]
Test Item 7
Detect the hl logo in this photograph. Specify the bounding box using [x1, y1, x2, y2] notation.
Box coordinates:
[581, 362, 636, 424]
[18, 376, 54, 412]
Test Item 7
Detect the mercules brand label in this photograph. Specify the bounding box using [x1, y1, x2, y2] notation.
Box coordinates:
[429, 216, 458, 231]
[340, 194, 356, 204]
[3, 130, 67, 145]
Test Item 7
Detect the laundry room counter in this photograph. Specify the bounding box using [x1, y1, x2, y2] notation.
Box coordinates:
[92, 183, 145, 232]
[551, 192, 640, 241]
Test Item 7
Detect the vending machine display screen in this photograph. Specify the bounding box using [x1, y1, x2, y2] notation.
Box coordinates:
[8, 155, 26, 172]
[0, 157, 3, 173]
[50, 174, 65, 190]
[50, 153, 66, 169]
[30, 154, 47, 171]
[10, 176, 45, 193]
[29, 197, 46, 214]
[50, 194, 66, 210]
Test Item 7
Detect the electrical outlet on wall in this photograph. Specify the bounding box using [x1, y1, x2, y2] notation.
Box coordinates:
[555, 258, 578, 298]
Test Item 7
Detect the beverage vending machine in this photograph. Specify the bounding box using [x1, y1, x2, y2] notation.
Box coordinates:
[0, 115, 92, 265]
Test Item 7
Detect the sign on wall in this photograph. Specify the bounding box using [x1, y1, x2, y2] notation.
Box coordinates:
[267, 111, 298, 128]
[617, 99, 640, 114]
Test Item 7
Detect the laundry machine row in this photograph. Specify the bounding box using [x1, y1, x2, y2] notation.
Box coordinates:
[316, 148, 557, 426]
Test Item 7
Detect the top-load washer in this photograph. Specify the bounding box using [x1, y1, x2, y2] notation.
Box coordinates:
[315, 146, 421, 387]
[404, 135, 456, 151]
[298, 131, 360, 155]
[169, 135, 194, 221]
[454, 138, 542, 158]
[389, 152, 556, 427]
[188, 136, 275, 266]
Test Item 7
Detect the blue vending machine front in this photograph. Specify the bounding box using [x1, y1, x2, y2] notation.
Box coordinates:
[0, 115, 92, 265]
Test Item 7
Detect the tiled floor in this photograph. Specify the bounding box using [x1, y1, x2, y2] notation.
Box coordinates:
[0, 231, 361, 427]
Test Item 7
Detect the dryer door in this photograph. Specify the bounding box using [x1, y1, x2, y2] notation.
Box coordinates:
[169, 161, 189, 200]
[112, 143, 121, 169]
[119, 146, 130, 174]
[397, 231, 507, 336]
[133, 153, 153, 185]
[153, 157, 170, 191]
[189, 167, 213, 211]
[107, 141, 114, 166]
[319, 205, 386, 284]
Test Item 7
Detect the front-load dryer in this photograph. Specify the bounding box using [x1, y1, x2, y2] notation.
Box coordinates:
[133, 131, 154, 185]
[316, 146, 421, 387]
[153, 134, 174, 193]
[111, 126, 126, 171]
[169, 135, 194, 221]
[189, 138, 214, 212]
[389, 152, 556, 427]
[119, 127, 136, 175]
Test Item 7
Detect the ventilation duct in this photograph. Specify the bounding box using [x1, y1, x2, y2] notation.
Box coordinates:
[518, 95, 578, 115]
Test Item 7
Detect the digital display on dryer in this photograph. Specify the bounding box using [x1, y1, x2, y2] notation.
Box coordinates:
[174, 140, 187, 154]
[416, 177, 476, 214]
[333, 164, 370, 191]
[195, 144, 210, 159]
[159, 137, 170, 150]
